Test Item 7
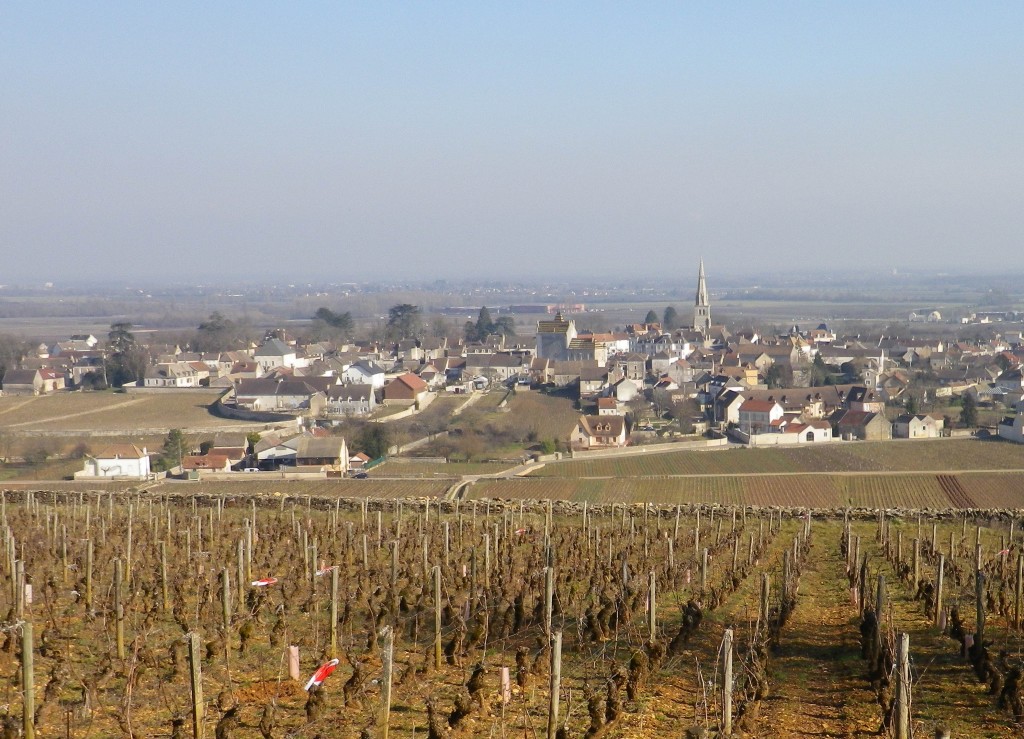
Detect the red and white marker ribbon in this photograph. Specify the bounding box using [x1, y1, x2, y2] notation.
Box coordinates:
[251, 577, 278, 587]
[304, 658, 340, 690]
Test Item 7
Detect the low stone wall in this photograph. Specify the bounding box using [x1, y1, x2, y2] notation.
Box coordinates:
[212, 400, 303, 426]
[570, 437, 728, 459]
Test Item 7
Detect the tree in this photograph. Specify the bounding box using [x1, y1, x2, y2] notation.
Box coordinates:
[155, 429, 189, 472]
[386, 304, 421, 340]
[809, 353, 830, 387]
[663, 306, 680, 331]
[764, 364, 786, 389]
[465, 306, 494, 342]
[193, 311, 245, 352]
[313, 307, 354, 338]
[904, 394, 920, 416]
[355, 424, 391, 459]
[960, 393, 978, 428]
[644, 310, 658, 325]
[493, 316, 516, 337]
[0, 334, 30, 382]
[106, 322, 148, 388]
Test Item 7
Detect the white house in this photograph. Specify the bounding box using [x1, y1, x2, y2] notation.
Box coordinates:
[570, 415, 628, 450]
[75, 444, 151, 480]
[737, 399, 784, 435]
[326, 384, 377, 416]
[998, 404, 1024, 444]
[254, 338, 298, 374]
[342, 360, 387, 389]
[893, 414, 944, 439]
[144, 362, 201, 388]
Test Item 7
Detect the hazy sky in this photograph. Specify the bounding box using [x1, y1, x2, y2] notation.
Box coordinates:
[2, 3, 1022, 284]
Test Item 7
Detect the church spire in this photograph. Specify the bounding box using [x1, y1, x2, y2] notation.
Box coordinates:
[693, 259, 711, 332]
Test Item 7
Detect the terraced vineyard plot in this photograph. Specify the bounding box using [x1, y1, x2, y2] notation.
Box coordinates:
[531, 439, 1024, 479]
[958, 472, 1024, 508]
[741, 474, 846, 507]
[842, 438, 1024, 472]
[835, 475, 952, 509]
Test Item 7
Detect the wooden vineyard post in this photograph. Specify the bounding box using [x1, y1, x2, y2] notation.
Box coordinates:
[935, 554, 945, 627]
[648, 570, 656, 644]
[484, 533, 491, 588]
[1016, 553, 1023, 631]
[188, 632, 204, 739]
[732, 535, 739, 573]
[381, 625, 394, 739]
[85, 539, 93, 613]
[160, 540, 169, 611]
[391, 540, 399, 588]
[722, 627, 733, 736]
[544, 566, 554, 636]
[236, 540, 245, 609]
[114, 557, 126, 660]
[701, 547, 708, 593]
[221, 568, 231, 632]
[875, 575, 885, 652]
[547, 630, 562, 739]
[782, 551, 791, 605]
[61, 525, 68, 584]
[912, 538, 920, 591]
[433, 565, 442, 671]
[694, 520, 700, 559]
[895, 632, 910, 739]
[22, 619, 34, 739]
[330, 565, 339, 658]
[975, 569, 985, 646]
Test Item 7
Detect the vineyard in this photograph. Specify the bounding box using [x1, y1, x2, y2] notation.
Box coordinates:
[0, 489, 1022, 738]
[470, 472, 1024, 509]
[529, 439, 1024, 478]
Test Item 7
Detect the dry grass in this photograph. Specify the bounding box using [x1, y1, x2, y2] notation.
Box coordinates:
[0, 391, 257, 432]
[369, 461, 512, 478]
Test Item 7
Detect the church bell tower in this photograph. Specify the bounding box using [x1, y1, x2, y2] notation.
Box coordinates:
[693, 259, 711, 332]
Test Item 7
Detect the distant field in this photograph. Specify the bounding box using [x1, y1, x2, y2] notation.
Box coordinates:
[146, 478, 452, 499]
[469, 471, 1024, 509]
[0, 391, 255, 432]
[369, 461, 512, 478]
[529, 439, 1024, 478]
[451, 390, 579, 444]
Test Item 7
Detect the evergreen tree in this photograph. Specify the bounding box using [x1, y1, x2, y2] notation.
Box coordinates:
[106, 322, 148, 387]
[905, 394, 919, 416]
[155, 429, 188, 471]
[663, 306, 679, 331]
[960, 393, 978, 428]
[386, 304, 421, 340]
[644, 309, 658, 324]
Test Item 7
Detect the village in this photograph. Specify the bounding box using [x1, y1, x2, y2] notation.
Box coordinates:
[1, 263, 1023, 483]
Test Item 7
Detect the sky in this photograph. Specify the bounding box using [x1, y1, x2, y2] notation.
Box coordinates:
[2, 2, 1022, 285]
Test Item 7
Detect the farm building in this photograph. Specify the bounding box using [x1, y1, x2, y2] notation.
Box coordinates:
[75, 444, 152, 480]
